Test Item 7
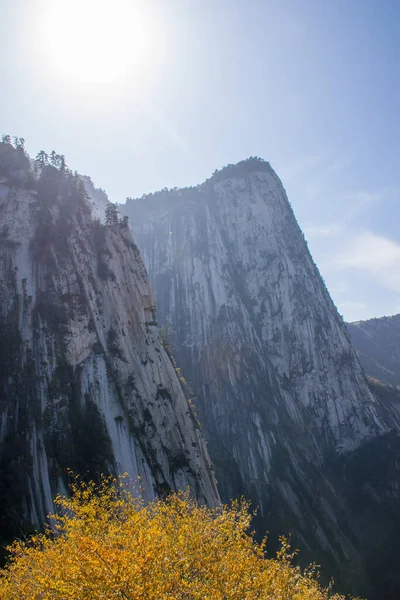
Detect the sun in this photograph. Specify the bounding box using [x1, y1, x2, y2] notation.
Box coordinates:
[40, 0, 149, 83]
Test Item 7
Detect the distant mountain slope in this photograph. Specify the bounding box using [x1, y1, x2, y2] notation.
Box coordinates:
[347, 314, 400, 387]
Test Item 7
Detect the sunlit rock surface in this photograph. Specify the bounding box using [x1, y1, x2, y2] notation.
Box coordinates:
[126, 158, 400, 599]
[0, 158, 219, 546]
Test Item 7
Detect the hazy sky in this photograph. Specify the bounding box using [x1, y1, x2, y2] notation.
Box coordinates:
[1, 0, 399, 321]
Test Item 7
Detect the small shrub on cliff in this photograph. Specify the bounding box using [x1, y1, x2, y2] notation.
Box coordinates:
[0, 476, 358, 600]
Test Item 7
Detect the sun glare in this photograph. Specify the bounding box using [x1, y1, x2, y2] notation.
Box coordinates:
[40, 0, 149, 83]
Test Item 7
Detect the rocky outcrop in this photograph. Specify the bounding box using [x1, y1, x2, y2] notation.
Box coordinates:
[125, 158, 400, 599]
[0, 143, 219, 548]
[348, 314, 400, 387]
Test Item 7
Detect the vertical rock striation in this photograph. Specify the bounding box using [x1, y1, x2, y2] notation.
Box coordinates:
[126, 158, 400, 598]
[0, 143, 219, 548]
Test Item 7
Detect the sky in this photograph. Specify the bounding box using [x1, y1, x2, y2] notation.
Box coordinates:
[0, 0, 399, 322]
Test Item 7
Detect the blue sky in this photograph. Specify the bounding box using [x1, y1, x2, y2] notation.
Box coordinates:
[1, 0, 399, 321]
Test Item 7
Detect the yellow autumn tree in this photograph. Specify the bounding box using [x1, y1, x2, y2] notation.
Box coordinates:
[0, 475, 359, 600]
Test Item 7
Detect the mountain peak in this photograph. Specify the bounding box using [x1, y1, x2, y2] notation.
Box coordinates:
[207, 156, 273, 184]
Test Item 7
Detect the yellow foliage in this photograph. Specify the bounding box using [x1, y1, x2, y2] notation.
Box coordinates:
[0, 475, 360, 599]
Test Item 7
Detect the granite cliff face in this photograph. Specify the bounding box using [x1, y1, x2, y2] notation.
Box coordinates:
[3, 140, 400, 597]
[348, 314, 400, 388]
[0, 142, 219, 548]
[126, 158, 400, 598]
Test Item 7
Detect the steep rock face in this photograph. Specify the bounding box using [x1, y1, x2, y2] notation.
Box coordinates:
[83, 175, 110, 222]
[0, 149, 218, 546]
[126, 159, 400, 598]
[348, 314, 400, 387]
